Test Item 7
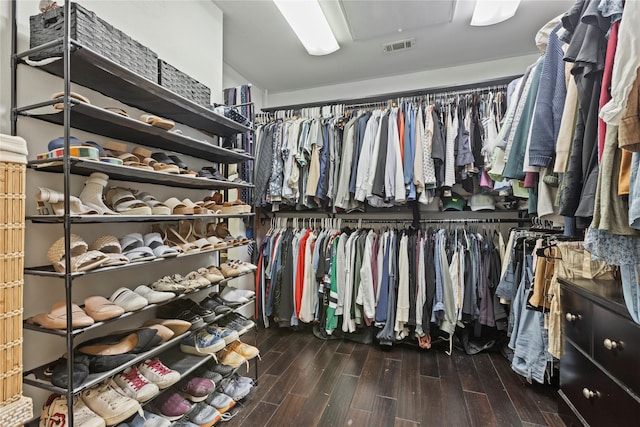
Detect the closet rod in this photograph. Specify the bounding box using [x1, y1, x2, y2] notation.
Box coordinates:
[261, 74, 520, 113]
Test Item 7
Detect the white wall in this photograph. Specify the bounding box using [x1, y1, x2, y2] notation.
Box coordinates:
[1, 0, 228, 417]
[264, 53, 540, 108]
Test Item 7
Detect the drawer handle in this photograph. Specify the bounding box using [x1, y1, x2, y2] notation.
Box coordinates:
[604, 338, 622, 351]
[582, 388, 600, 399]
[565, 312, 582, 322]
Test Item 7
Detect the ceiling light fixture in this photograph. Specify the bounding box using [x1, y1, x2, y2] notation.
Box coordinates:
[470, 0, 522, 26]
[273, 0, 340, 56]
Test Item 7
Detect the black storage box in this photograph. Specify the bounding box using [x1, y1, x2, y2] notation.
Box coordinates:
[29, 2, 158, 82]
[158, 59, 211, 107]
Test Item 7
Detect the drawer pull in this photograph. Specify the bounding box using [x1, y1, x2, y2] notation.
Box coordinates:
[565, 312, 582, 322]
[603, 338, 622, 350]
[582, 388, 600, 399]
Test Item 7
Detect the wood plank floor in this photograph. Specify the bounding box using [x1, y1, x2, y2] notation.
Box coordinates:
[228, 326, 564, 427]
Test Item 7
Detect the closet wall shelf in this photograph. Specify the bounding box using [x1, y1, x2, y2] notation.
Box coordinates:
[27, 213, 255, 224]
[20, 103, 253, 164]
[23, 240, 255, 278]
[23, 271, 254, 337]
[18, 44, 252, 136]
[23, 330, 190, 395]
[28, 158, 255, 190]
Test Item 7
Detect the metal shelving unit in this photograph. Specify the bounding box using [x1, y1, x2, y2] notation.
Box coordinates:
[11, 1, 258, 424]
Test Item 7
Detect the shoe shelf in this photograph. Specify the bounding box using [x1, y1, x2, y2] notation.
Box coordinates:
[17, 43, 252, 137]
[22, 297, 256, 396]
[28, 158, 255, 191]
[24, 240, 255, 278]
[20, 102, 253, 164]
[23, 330, 191, 395]
[27, 212, 255, 224]
[23, 272, 256, 337]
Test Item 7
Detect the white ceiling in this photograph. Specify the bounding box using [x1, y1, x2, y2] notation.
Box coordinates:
[214, 0, 573, 94]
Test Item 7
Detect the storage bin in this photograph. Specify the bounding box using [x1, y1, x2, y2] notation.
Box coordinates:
[29, 2, 158, 82]
[159, 59, 211, 107]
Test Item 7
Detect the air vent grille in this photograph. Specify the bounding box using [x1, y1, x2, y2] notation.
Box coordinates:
[383, 38, 415, 53]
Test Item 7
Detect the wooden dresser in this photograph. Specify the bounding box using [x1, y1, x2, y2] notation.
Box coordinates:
[559, 278, 640, 426]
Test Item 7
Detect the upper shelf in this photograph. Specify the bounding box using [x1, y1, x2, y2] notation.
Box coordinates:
[29, 158, 255, 190]
[19, 44, 252, 137]
[21, 102, 252, 164]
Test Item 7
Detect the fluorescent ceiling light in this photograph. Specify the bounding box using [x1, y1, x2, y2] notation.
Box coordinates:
[273, 0, 340, 56]
[470, 0, 522, 26]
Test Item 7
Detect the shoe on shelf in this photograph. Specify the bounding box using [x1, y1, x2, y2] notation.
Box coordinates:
[133, 284, 175, 304]
[153, 391, 192, 421]
[183, 402, 221, 426]
[40, 393, 105, 427]
[117, 409, 170, 427]
[180, 329, 225, 356]
[109, 287, 149, 312]
[178, 376, 216, 402]
[197, 266, 224, 284]
[138, 358, 181, 389]
[226, 340, 260, 361]
[150, 275, 188, 294]
[207, 292, 242, 309]
[156, 301, 205, 330]
[194, 368, 222, 385]
[80, 379, 142, 426]
[206, 324, 239, 345]
[218, 376, 252, 401]
[220, 285, 254, 302]
[215, 347, 246, 369]
[230, 373, 255, 386]
[173, 299, 217, 323]
[142, 318, 192, 336]
[79, 172, 119, 215]
[114, 366, 159, 402]
[217, 313, 255, 336]
[199, 295, 233, 315]
[183, 270, 211, 288]
[205, 391, 235, 415]
[219, 263, 240, 278]
[227, 261, 253, 273]
[84, 295, 125, 321]
[203, 360, 236, 379]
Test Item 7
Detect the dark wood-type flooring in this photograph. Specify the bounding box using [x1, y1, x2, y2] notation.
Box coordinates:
[227, 326, 565, 427]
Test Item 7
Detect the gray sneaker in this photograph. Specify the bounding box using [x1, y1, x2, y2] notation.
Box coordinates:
[219, 377, 252, 401]
[183, 402, 221, 425]
[205, 391, 235, 414]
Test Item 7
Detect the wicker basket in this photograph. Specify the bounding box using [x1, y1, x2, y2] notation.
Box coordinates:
[0, 395, 32, 427]
[158, 60, 211, 107]
[0, 161, 26, 406]
[29, 2, 158, 82]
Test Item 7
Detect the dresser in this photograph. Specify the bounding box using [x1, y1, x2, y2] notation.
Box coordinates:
[559, 278, 640, 426]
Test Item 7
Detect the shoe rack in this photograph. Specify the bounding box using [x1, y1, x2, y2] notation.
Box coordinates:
[10, 1, 258, 424]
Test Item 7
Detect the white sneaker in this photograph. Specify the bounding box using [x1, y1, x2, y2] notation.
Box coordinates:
[138, 358, 181, 389]
[80, 379, 141, 426]
[134, 284, 175, 304]
[220, 286, 252, 303]
[114, 366, 160, 402]
[109, 287, 148, 311]
[40, 393, 105, 427]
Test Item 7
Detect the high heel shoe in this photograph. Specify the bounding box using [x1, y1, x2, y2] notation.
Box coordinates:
[36, 187, 99, 216]
[79, 173, 118, 215]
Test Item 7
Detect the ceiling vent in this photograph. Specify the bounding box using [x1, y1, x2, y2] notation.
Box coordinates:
[383, 38, 415, 53]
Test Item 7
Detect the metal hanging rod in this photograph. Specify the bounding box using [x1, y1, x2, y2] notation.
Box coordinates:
[261, 75, 520, 113]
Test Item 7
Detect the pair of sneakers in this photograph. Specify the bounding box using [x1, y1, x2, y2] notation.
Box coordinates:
[218, 285, 255, 305]
[216, 340, 260, 368]
[114, 358, 181, 402]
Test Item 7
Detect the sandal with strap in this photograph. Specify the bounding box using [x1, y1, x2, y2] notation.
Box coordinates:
[143, 232, 180, 258]
[165, 226, 200, 254]
[164, 197, 194, 215]
[106, 188, 153, 215]
[89, 235, 129, 267]
[119, 232, 157, 263]
[118, 152, 154, 170]
[177, 220, 216, 251]
[47, 234, 110, 273]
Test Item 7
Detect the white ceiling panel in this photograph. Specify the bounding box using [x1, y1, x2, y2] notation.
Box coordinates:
[339, 0, 456, 41]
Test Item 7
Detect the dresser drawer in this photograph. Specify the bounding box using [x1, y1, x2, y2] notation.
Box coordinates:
[593, 303, 640, 396]
[562, 287, 592, 352]
[560, 341, 640, 427]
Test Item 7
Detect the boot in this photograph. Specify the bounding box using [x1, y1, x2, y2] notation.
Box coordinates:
[79, 172, 118, 215]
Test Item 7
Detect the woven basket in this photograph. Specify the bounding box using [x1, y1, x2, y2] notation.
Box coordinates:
[29, 2, 158, 82]
[158, 60, 211, 107]
[0, 162, 26, 406]
[0, 395, 32, 427]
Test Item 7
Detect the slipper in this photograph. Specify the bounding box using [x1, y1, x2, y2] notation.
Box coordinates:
[205, 236, 228, 249]
[106, 188, 153, 215]
[235, 235, 250, 245]
[143, 318, 191, 336]
[132, 146, 153, 162]
[103, 107, 129, 117]
[140, 114, 175, 130]
[89, 235, 130, 267]
[182, 198, 209, 215]
[102, 140, 128, 156]
[137, 192, 171, 215]
[26, 301, 95, 330]
[143, 232, 180, 258]
[164, 197, 194, 215]
[47, 234, 110, 273]
[84, 296, 125, 321]
[118, 152, 154, 171]
[119, 233, 157, 263]
[51, 91, 90, 110]
[198, 167, 228, 181]
[78, 328, 161, 356]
